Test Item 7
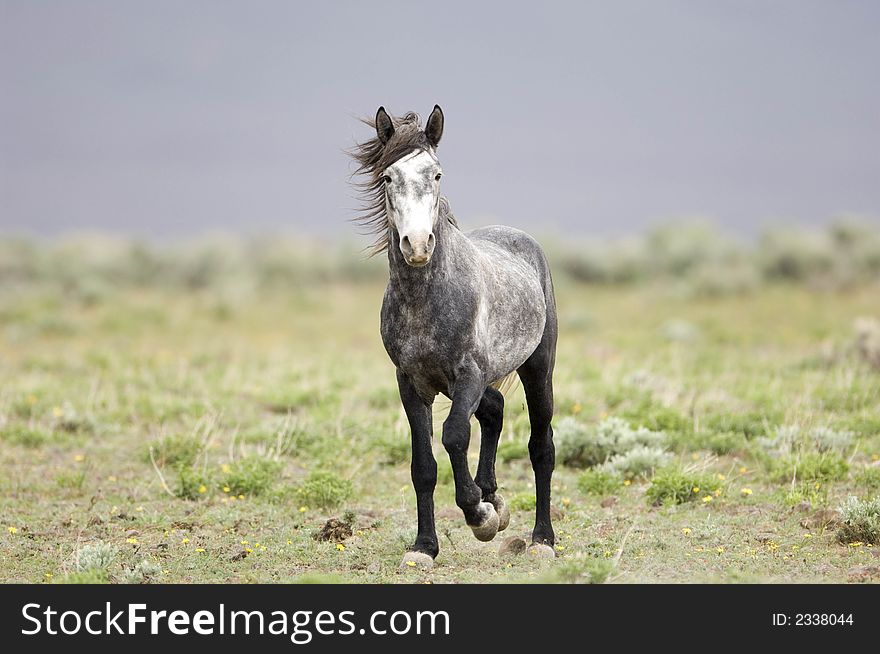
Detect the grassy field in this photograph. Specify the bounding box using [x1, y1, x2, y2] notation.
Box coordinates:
[2, 241, 880, 584]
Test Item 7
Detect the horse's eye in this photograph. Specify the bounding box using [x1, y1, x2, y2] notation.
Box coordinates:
[435, 173, 442, 181]
[382, 175, 392, 184]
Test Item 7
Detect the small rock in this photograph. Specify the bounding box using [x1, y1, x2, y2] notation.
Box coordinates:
[526, 543, 556, 560]
[499, 536, 527, 556]
[600, 497, 618, 508]
[125, 529, 140, 537]
[399, 551, 434, 571]
[754, 532, 776, 543]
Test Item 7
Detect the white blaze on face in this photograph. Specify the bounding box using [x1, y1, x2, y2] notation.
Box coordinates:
[384, 149, 442, 266]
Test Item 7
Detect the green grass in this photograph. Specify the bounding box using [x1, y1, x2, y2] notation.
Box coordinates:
[1, 262, 880, 583]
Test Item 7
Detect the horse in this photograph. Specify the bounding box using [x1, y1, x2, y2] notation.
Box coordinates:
[350, 106, 558, 568]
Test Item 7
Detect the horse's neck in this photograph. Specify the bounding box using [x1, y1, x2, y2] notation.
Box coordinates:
[387, 219, 473, 293]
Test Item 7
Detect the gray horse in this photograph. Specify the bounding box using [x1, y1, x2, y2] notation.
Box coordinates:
[351, 106, 558, 568]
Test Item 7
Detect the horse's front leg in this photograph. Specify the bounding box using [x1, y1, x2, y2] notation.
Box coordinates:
[475, 386, 510, 532]
[442, 372, 501, 542]
[397, 370, 438, 569]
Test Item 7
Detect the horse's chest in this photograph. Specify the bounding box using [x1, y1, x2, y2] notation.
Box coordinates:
[381, 294, 475, 388]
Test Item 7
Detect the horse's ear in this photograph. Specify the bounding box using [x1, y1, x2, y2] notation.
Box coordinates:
[425, 104, 444, 147]
[375, 106, 394, 144]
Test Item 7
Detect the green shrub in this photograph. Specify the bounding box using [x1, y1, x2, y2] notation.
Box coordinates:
[855, 466, 880, 491]
[555, 416, 666, 469]
[549, 556, 614, 584]
[509, 493, 537, 511]
[121, 559, 162, 584]
[599, 445, 671, 479]
[837, 496, 880, 544]
[175, 466, 214, 500]
[144, 434, 204, 469]
[769, 452, 849, 484]
[294, 469, 353, 508]
[0, 426, 54, 448]
[645, 468, 722, 506]
[497, 440, 529, 463]
[55, 470, 87, 491]
[376, 437, 409, 466]
[577, 469, 621, 496]
[76, 542, 117, 573]
[222, 456, 282, 496]
[57, 569, 110, 584]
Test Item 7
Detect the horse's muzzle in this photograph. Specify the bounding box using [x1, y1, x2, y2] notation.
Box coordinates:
[400, 232, 435, 267]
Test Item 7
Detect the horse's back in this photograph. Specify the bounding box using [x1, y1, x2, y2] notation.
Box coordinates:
[467, 225, 555, 298]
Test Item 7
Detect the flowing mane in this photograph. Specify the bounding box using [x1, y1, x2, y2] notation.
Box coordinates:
[349, 111, 457, 256]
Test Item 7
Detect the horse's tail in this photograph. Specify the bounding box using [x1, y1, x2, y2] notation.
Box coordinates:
[490, 371, 520, 396]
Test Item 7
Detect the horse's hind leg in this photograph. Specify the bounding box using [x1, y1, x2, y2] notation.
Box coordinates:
[517, 334, 557, 554]
[442, 373, 501, 542]
[396, 370, 438, 568]
[474, 386, 510, 531]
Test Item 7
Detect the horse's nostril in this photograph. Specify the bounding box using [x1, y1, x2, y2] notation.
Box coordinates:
[427, 233, 435, 250]
[401, 235, 412, 254]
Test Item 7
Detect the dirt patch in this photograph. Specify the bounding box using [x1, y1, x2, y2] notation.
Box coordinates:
[313, 518, 353, 543]
[847, 565, 880, 583]
[800, 510, 840, 530]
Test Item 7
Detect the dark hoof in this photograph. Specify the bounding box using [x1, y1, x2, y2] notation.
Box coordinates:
[526, 543, 556, 560]
[489, 494, 510, 532]
[399, 551, 434, 570]
[469, 501, 500, 542]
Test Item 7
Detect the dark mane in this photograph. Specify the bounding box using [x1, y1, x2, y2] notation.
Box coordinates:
[349, 111, 458, 255]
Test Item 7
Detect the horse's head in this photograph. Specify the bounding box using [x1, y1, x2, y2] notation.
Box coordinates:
[376, 105, 444, 267]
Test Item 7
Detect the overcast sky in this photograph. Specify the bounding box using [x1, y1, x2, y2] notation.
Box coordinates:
[1, 0, 878, 240]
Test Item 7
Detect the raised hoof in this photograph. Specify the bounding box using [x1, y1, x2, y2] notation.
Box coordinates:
[469, 502, 500, 542]
[526, 543, 556, 560]
[490, 495, 511, 532]
[399, 551, 434, 571]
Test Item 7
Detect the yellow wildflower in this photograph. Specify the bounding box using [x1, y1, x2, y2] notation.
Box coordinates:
[197, 485, 207, 494]
[716, 546, 724, 554]
[623, 479, 631, 486]
[126, 537, 138, 544]
[716, 474, 726, 481]
[692, 487, 700, 494]
[195, 548, 205, 553]
[238, 494, 245, 500]
[299, 506, 308, 513]
[702, 495, 713, 503]
[8, 526, 18, 534]
[682, 528, 692, 536]
[336, 543, 345, 551]
[74, 454, 85, 462]
[741, 488, 753, 496]
[52, 406, 63, 417]
[223, 486, 230, 493]
[181, 538, 189, 544]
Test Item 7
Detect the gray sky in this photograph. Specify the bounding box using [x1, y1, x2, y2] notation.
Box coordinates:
[1, 0, 878, 240]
